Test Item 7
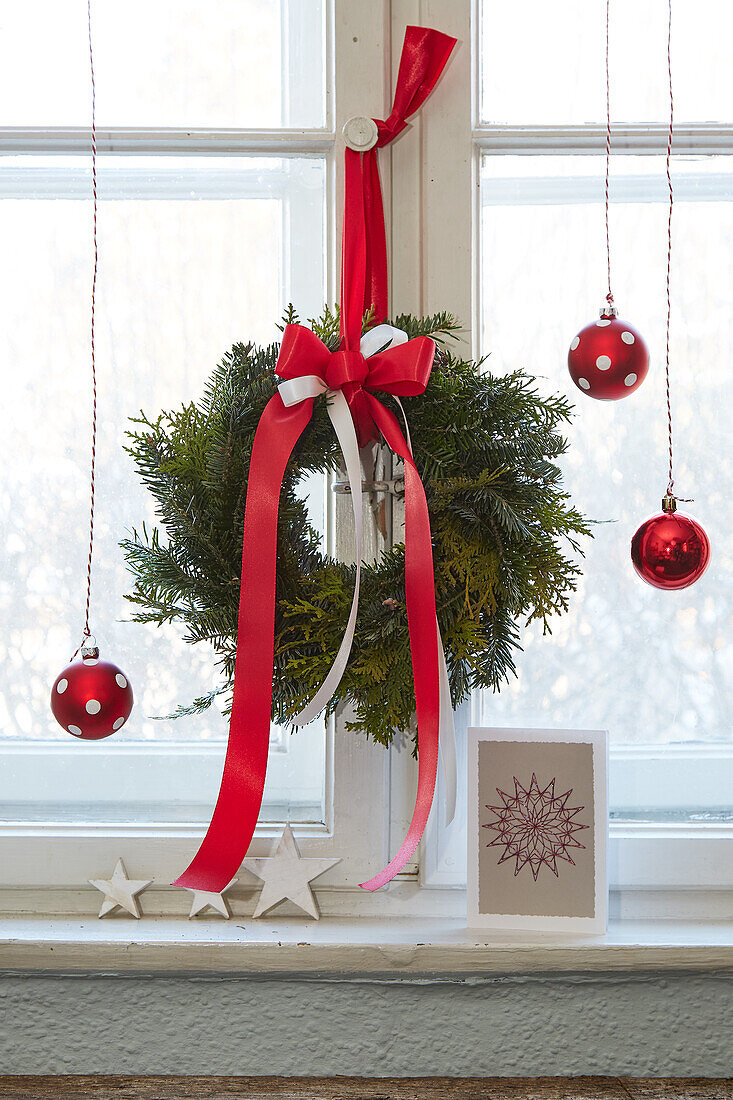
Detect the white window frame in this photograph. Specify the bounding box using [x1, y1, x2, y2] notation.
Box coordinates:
[419, 0, 733, 916]
[0, 0, 419, 897]
[1, 0, 730, 919]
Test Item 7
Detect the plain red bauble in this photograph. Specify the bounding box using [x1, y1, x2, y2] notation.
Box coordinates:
[50, 655, 133, 740]
[568, 314, 649, 400]
[631, 511, 711, 591]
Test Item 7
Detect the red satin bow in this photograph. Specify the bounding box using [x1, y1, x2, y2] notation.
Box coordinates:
[277, 323, 435, 447]
[174, 25, 455, 894]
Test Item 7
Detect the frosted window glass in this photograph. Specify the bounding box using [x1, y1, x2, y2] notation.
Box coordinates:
[480, 0, 733, 125]
[0, 154, 327, 822]
[478, 154, 732, 748]
[0, 0, 326, 128]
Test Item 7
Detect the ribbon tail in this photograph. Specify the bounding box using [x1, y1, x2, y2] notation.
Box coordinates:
[290, 389, 363, 726]
[359, 395, 440, 890]
[173, 392, 314, 892]
[393, 397, 456, 824]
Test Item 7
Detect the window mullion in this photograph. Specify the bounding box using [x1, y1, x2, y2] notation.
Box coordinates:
[473, 123, 733, 156]
[0, 127, 334, 156]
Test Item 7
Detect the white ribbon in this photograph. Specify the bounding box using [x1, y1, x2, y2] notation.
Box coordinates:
[358, 322, 408, 358]
[277, 323, 456, 824]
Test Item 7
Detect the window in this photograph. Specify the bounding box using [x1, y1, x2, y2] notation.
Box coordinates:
[2, 0, 730, 912]
[477, 153, 733, 822]
[477, 0, 733, 816]
[1, 1, 328, 822]
[424, 0, 733, 907]
[0, 0, 398, 890]
[1, 150, 328, 827]
[0, 1, 327, 129]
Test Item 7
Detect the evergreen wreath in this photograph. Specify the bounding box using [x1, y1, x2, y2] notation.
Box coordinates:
[123, 308, 590, 747]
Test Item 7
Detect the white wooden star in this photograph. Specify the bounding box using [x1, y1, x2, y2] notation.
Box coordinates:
[89, 858, 152, 919]
[243, 824, 340, 919]
[185, 878, 238, 919]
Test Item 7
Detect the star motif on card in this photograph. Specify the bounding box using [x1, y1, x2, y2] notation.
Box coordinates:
[243, 824, 340, 919]
[89, 858, 152, 918]
[483, 773, 589, 881]
[185, 879, 238, 919]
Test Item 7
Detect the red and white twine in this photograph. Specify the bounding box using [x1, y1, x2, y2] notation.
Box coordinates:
[664, 0, 676, 497]
[74, 0, 98, 658]
[604, 0, 614, 309]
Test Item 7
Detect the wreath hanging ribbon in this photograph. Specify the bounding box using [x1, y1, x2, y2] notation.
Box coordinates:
[173, 25, 457, 893]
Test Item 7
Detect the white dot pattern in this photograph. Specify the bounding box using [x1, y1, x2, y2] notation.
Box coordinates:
[624, 373, 638, 387]
[86, 699, 101, 715]
[83, 657, 98, 666]
[68, 725, 82, 737]
[596, 355, 612, 371]
[115, 673, 127, 689]
[570, 336, 580, 351]
[113, 716, 126, 730]
[578, 378, 591, 390]
[596, 319, 611, 327]
[621, 331, 635, 344]
[56, 678, 68, 694]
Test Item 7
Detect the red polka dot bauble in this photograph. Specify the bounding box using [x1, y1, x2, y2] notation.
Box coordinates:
[568, 307, 649, 401]
[631, 500, 711, 591]
[50, 643, 133, 740]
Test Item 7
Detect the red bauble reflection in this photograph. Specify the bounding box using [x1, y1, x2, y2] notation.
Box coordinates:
[568, 312, 649, 400]
[631, 510, 711, 591]
[50, 654, 133, 740]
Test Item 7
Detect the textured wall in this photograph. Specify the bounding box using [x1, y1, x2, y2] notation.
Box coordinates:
[0, 971, 731, 1077]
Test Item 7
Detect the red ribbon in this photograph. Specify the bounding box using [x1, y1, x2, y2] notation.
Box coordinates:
[343, 25, 457, 335]
[174, 25, 455, 893]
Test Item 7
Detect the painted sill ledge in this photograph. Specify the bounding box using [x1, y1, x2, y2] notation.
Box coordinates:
[1, 917, 733, 976]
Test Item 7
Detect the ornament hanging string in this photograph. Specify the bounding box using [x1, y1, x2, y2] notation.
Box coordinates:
[604, 0, 614, 309]
[664, 0, 679, 499]
[566, 0, 650, 401]
[628, 0, 709, 594]
[173, 26, 457, 895]
[72, 0, 99, 661]
[49, 0, 135, 741]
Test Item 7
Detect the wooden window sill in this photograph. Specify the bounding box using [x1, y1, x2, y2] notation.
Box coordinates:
[1, 916, 732, 975]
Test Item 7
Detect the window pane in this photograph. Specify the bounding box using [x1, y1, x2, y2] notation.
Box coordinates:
[480, 0, 733, 125]
[0, 153, 327, 823]
[0, 0, 326, 128]
[478, 153, 732, 809]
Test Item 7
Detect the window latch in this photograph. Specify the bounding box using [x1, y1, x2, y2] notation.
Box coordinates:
[332, 476, 404, 499]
